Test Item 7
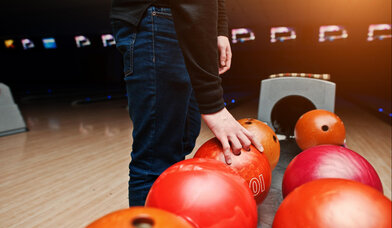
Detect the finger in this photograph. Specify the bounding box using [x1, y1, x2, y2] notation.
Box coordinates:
[219, 48, 226, 67]
[228, 135, 242, 155]
[237, 132, 251, 151]
[243, 128, 264, 152]
[226, 47, 232, 69]
[219, 65, 230, 75]
[219, 137, 232, 165]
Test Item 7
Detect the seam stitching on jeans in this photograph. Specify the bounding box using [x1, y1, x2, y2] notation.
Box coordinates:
[149, 7, 157, 174]
[129, 32, 136, 75]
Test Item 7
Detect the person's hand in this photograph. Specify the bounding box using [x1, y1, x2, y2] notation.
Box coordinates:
[217, 36, 232, 75]
[201, 107, 264, 165]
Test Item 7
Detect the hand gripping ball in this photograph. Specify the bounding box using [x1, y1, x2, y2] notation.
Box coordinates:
[194, 138, 272, 204]
[238, 118, 280, 170]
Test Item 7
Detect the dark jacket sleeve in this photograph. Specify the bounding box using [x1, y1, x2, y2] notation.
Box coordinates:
[217, 0, 229, 37]
[170, 0, 226, 114]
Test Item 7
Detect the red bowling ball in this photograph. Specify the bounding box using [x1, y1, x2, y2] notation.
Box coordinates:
[194, 137, 272, 204]
[87, 207, 194, 228]
[273, 179, 392, 228]
[295, 109, 346, 150]
[145, 158, 258, 228]
[282, 145, 383, 198]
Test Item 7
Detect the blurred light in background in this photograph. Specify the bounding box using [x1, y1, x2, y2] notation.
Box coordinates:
[231, 28, 255, 44]
[319, 25, 348, 42]
[270, 27, 296, 43]
[4, 39, 15, 49]
[21, 38, 35, 50]
[42, 38, 57, 49]
[75, 35, 91, 48]
[101, 34, 116, 47]
[2, 23, 391, 50]
[367, 24, 391, 41]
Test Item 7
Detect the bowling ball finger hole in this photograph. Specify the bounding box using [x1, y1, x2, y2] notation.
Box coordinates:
[132, 217, 155, 228]
[245, 121, 252, 125]
[321, 125, 329, 131]
[273, 135, 277, 142]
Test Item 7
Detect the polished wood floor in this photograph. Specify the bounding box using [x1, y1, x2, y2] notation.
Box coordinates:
[0, 98, 390, 227]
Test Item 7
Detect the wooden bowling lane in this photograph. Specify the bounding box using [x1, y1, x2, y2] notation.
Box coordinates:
[0, 98, 390, 228]
[0, 100, 131, 228]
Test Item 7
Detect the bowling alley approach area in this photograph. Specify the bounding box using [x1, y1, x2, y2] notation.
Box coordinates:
[0, 94, 391, 227]
[1, 0, 391, 227]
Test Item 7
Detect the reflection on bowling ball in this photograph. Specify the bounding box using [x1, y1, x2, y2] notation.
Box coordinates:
[282, 145, 383, 198]
[194, 138, 272, 204]
[273, 179, 392, 228]
[295, 109, 346, 150]
[145, 158, 258, 228]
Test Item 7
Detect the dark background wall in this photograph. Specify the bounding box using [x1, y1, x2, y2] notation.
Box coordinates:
[0, 0, 390, 116]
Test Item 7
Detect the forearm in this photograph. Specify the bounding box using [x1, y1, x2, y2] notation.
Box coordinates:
[170, 0, 225, 114]
[217, 0, 229, 37]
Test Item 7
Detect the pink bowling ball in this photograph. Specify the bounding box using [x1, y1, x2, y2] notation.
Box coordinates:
[282, 145, 383, 198]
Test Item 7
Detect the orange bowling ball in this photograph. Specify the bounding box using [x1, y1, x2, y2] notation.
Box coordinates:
[194, 137, 272, 204]
[294, 109, 346, 150]
[273, 179, 391, 228]
[87, 207, 194, 228]
[238, 118, 280, 170]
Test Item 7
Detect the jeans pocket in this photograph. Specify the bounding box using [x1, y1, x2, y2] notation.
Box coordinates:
[111, 19, 137, 76]
[153, 10, 173, 19]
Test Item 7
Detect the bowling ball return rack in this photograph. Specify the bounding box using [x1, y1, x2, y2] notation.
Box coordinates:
[257, 139, 301, 228]
[253, 75, 337, 226]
